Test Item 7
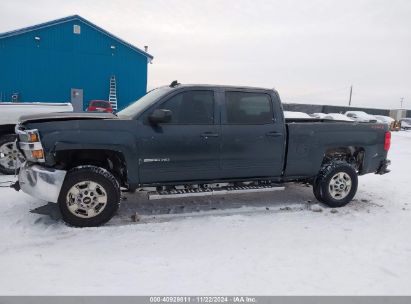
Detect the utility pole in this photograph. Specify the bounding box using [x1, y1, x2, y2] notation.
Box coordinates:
[400, 97, 404, 108]
[348, 85, 353, 106]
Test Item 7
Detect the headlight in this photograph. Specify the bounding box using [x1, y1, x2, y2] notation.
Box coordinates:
[16, 128, 45, 163]
[16, 126, 40, 143]
[28, 132, 39, 142]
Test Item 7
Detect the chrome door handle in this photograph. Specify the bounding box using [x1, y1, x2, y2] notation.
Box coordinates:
[201, 132, 219, 138]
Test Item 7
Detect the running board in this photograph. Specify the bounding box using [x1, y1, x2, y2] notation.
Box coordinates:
[148, 185, 285, 200]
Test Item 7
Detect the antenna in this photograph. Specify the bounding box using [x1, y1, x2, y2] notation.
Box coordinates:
[400, 97, 404, 108]
[170, 80, 180, 88]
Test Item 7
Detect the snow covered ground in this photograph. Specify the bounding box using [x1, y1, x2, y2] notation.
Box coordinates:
[0, 132, 410, 295]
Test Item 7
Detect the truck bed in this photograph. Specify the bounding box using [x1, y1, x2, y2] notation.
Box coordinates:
[284, 120, 388, 179]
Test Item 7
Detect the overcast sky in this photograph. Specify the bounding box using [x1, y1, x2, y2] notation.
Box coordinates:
[1, 0, 410, 109]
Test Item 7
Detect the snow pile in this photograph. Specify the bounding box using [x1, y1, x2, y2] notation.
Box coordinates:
[283, 111, 312, 119]
[323, 113, 354, 121]
[0, 132, 410, 295]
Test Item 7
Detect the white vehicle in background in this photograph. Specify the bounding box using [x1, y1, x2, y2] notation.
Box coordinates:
[283, 111, 312, 119]
[400, 118, 411, 130]
[0, 102, 73, 174]
[323, 113, 354, 121]
[374, 115, 394, 126]
[345, 111, 377, 123]
[309, 113, 327, 119]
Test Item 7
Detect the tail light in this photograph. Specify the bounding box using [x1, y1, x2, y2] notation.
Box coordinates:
[384, 131, 391, 151]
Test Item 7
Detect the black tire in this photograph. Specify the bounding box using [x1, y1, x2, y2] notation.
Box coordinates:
[0, 134, 20, 175]
[58, 166, 121, 227]
[312, 176, 323, 202]
[314, 161, 358, 208]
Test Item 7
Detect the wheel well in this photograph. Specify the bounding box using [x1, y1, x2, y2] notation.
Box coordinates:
[55, 149, 128, 187]
[0, 125, 16, 138]
[323, 146, 364, 171]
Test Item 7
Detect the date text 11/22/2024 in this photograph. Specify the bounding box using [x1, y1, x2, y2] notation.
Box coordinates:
[149, 296, 257, 303]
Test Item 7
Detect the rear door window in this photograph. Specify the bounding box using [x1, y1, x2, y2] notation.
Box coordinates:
[225, 91, 273, 124]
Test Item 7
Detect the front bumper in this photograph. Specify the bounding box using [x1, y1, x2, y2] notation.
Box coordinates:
[18, 161, 67, 203]
[376, 159, 391, 175]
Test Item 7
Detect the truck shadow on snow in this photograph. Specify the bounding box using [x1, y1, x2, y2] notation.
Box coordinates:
[31, 183, 380, 226]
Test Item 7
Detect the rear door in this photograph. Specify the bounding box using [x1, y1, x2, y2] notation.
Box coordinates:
[220, 90, 285, 179]
[138, 89, 220, 183]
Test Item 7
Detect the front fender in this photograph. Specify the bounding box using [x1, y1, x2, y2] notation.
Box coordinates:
[41, 129, 139, 184]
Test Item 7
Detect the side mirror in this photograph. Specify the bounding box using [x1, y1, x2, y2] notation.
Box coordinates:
[149, 109, 172, 124]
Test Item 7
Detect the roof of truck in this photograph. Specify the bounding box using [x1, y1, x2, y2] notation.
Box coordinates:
[162, 82, 279, 93]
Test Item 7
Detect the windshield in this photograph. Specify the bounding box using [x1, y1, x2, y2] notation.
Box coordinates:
[118, 86, 173, 118]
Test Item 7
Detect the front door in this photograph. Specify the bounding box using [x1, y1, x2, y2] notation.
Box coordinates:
[138, 89, 220, 183]
[71, 88, 83, 112]
[220, 90, 285, 179]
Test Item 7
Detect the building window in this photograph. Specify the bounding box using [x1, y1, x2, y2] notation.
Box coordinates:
[73, 24, 81, 34]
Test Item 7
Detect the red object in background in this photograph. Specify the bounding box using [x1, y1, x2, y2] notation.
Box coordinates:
[87, 100, 113, 113]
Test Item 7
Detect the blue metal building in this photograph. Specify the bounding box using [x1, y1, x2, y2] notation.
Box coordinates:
[0, 15, 153, 111]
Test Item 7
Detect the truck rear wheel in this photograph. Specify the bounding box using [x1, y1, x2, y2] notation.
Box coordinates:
[0, 134, 24, 175]
[58, 166, 120, 227]
[313, 161, 358, 208]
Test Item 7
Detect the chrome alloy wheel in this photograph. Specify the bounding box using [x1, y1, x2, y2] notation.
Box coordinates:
[328, 172, 352, 200]
[0, 141, 23, 171]
[66, 181, 108, 218]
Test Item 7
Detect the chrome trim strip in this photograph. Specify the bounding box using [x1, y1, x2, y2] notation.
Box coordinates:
[18, 141, 43, 151]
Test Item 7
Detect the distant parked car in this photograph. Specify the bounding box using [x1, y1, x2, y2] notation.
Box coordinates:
[375, 115, 394, 125]
[87, 100, 113, 113]
[400, 118, 411, 130]
[310, 113, 327, 119]
[375, 115, 399, 131]
[345, 111, 377, 123]
[284, 111, 312, 119]
[0, 102, 73, 174]
[323, 113, 354, 121]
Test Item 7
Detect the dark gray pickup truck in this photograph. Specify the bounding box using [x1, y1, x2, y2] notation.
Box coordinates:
[13, 83, 391, 227]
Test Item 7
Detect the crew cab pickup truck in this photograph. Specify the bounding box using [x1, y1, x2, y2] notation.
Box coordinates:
[13, 83, 391, 227]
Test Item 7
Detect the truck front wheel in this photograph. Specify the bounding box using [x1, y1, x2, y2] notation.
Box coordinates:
[58, 166, 120, 227]
[313, 161, 358, 208]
